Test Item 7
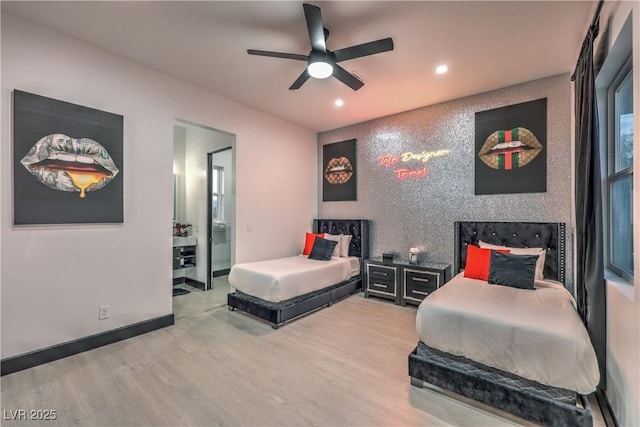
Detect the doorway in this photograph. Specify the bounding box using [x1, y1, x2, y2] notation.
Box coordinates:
[172, 120, 236, 317]
[207, 147, 234, 289]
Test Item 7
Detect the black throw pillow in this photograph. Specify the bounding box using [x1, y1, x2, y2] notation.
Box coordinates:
[308, 237, 339, 261]
[487, 251, 538, 290]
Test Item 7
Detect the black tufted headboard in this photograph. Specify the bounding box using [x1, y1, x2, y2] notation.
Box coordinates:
[454, 221, 566, 284]
[313, 219, 370, 261]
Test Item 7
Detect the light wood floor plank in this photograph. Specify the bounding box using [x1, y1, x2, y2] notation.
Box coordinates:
[1, 294, 604, 426]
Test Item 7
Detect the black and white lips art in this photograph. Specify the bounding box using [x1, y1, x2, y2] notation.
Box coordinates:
[20, 134, 119, 198]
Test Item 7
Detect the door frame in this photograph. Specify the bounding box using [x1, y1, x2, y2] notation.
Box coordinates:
[207, 146, 233, 290]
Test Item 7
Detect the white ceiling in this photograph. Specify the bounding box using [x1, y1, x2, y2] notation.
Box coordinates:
[2, 1, 595, 132]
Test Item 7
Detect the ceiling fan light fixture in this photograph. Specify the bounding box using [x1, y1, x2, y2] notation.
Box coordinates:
[247, 4, 393, 90]
[308, 60, 333, 79]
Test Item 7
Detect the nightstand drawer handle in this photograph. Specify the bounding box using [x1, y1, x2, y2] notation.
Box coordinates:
[412, 289, 430, 296]
[412, 277, 431, 283]
[373, 271, 389, 278]
[372, 283, 389, 288]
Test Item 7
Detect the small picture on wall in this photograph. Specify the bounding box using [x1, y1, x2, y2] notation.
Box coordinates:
[322, 139, 357, 201]
[475, 98, 547, 195]
[13, 90, 124, 225]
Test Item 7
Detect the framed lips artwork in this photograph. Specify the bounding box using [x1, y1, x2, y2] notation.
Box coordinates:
[474, 98, 547, 195]
[322, 139, 357, 201]
[13, 90, 124, 225]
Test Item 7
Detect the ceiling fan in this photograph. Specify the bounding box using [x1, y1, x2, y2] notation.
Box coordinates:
[247, 3, 394, 91]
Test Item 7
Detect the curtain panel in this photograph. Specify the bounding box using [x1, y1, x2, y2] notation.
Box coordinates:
[572, 14, 606, 390]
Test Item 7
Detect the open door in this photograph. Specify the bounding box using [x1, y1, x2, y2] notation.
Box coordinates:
[207, 147, 233, 289]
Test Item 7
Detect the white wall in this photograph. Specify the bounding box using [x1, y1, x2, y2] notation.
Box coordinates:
[595, 1, 640, 425]
[0, 13, 317, 359]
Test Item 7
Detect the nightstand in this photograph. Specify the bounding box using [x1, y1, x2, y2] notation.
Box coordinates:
[401, 261, 450, 305]
[364, 259, 400, 304]
[364, 257, 450, 306]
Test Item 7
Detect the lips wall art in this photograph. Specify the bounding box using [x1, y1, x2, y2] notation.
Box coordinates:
[13, 90, 124, 225]
[474, 98, 547, 195]
[322, 139, 357, 201]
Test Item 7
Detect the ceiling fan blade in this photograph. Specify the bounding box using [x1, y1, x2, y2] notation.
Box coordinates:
[303, 3, 326, 52]
[333, 38, 394, 62]
[247, 49, 308, 61]
[332, 65, 364, 91]
[289, 69, 311, 90]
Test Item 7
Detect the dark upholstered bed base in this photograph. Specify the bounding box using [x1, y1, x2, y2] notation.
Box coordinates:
[409, 343, 592, 427]
[228, 219, 369, 329]
[227, 276, 361, 329]
[408, 221, 592, 427]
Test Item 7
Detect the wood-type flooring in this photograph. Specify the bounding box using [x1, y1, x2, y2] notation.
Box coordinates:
[1, 293, 605, 426]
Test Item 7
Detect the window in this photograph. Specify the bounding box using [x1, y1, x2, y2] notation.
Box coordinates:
[212, 166, 224, 221]
[607, 58, 634, 280]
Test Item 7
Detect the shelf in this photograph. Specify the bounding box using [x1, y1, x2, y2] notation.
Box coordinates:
[173, 245, 197, 270]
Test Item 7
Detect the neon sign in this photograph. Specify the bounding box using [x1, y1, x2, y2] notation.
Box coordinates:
[378, 149, 450, 180]
[378, 155, 399, 166]
[395, 167, 427, 180]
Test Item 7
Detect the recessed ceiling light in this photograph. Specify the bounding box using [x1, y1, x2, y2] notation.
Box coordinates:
[335, 99, 344, 107]
[436, 64, 448, 74]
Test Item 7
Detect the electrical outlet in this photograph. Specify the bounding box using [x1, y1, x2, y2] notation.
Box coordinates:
[99, 305, 110, 320]
[247, 223, 252, 232]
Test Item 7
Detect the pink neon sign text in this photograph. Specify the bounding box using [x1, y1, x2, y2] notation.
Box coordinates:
[378, 149, 449, 180]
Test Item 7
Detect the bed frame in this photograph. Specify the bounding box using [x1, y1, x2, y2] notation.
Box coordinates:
[227, 219, 369, 329]
[409, 221, 593, 427]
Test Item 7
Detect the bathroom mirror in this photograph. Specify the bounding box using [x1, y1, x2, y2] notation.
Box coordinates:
[173, 174, 178, 221]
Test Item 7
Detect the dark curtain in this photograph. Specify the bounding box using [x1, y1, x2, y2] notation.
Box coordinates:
[572, 11, 606, 390]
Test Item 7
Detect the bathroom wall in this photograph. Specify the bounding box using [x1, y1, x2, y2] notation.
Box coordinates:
[318, 74, 574, 288]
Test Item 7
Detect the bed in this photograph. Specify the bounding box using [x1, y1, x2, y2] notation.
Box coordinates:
[227, 219, 369, 329]
[408, 221, 599, 427]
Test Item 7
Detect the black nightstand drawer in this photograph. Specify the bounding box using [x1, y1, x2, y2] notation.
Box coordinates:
[368, 265, 394, 283]
[405, 283, 433, 302]
[368, 279, 395, 295]
[405, 269, 439, 293]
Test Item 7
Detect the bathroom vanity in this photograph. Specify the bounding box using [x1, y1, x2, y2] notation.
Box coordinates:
[173, 236, 203, 291]
[173, 236, 197, 270]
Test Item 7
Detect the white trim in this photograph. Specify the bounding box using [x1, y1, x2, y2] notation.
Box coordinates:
[605, 268, 635, 301]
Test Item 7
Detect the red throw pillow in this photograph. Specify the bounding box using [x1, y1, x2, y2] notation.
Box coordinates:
[303, 232, 325, 255]
[464, 244, 509, 281]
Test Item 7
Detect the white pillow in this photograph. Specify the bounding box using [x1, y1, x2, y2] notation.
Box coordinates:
[340, 234, 353, 257]
[323, 234, 343, 257]
[478, 241, 546, 280]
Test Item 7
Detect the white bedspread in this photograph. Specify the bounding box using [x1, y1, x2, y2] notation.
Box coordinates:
[416, 273, 600, 394]
[229, 255, 359, 303]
